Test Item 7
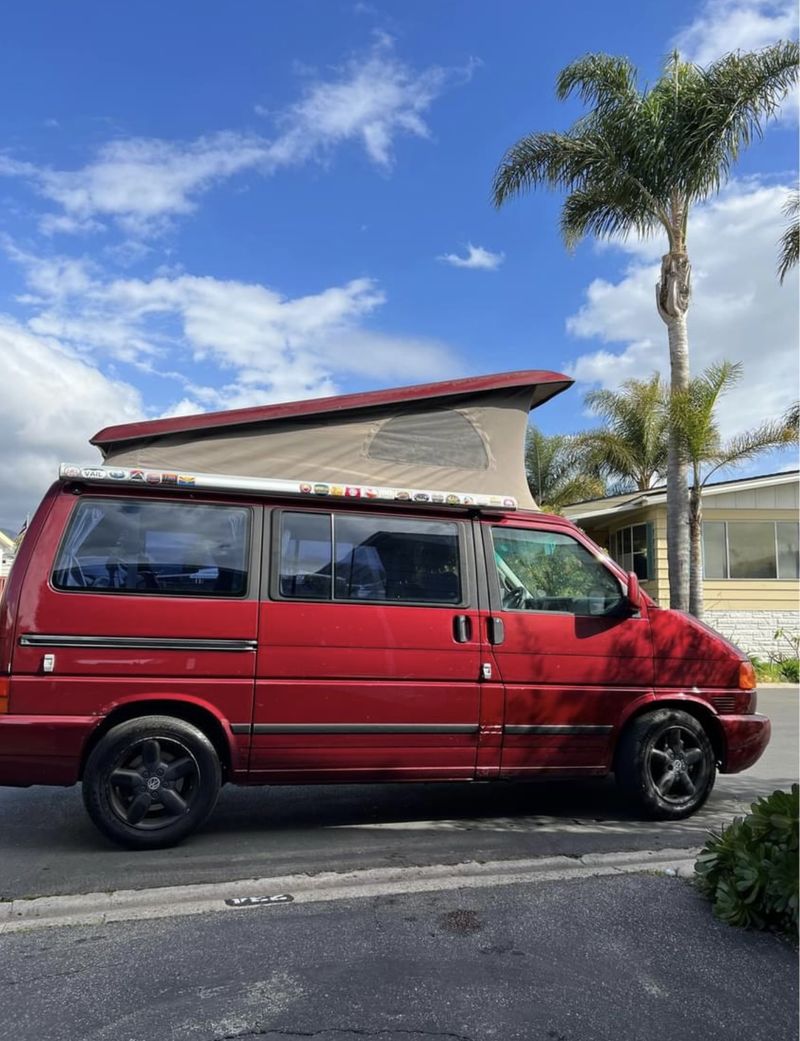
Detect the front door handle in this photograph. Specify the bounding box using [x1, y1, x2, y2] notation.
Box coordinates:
[453, 615, 472, 643]
[487, 616, 505, 645]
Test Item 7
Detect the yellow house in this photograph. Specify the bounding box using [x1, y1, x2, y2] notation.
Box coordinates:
[563, 470, 800, 659]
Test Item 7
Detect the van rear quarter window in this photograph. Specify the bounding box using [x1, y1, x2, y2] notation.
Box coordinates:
[277, 511, 462, 604]
[52, 498, 251, 597]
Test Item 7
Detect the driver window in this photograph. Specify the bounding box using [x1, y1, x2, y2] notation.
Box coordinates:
[491, 527, 623, 616]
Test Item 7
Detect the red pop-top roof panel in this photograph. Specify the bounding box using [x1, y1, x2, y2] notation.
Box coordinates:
[92, 370, 572, 450]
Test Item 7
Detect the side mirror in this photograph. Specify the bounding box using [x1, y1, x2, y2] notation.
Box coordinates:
[625, 571, 641, 612]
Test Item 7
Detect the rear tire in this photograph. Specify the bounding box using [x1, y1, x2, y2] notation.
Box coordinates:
[615, 709, 716, 819]
[82, 715, 221, 849]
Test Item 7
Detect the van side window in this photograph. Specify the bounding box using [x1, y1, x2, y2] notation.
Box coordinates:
[278, 512, 462, 604]
[278, 512, 333, 599]
[492, 527, 622, 616]
[53, 499, 250, 597]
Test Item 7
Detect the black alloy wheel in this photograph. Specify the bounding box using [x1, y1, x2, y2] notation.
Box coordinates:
[615, 708, 716, 819]
[107, 735, 200, 830]
[82, 715, 222, 849]
[645, 724, 711, 808]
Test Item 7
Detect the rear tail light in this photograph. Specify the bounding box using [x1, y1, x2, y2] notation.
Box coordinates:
[0, 676, 8, 714]
[738, 661, 757, 690]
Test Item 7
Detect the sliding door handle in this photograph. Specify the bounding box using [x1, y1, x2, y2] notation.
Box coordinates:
[452, 615, 472, 643]
[487, 616, 505, 645]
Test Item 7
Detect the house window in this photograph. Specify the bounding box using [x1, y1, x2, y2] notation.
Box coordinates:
[702, 521, 800, 580]
[610, 523, 652, 580]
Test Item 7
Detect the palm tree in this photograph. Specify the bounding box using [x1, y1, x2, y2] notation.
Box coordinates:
[525, 427, 605, 513]
[670, 361, 799, 618]
[492, 45, 799, 611]
[778, 188, 799, 284]
[579, 375, 668, 492]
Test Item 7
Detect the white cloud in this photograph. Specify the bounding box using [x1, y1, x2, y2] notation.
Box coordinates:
[0, 134, 270, 237]
[0, 245, 463, 526]
[673, 0, 798, 66]
[0, 317, 143, 529]
[266, 37, 475, 169]
[438, 243, 504, 270]
[8, 244, 461, 414]
[566, 180, 799, 443]
[0, 40, 475, 236]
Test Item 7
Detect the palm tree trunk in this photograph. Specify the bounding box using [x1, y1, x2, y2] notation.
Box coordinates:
[657, 251, 691, 612]
[689, 476, 703, 619]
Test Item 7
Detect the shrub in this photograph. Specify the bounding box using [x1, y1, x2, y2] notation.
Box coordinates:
[749, 656, 798, 683]
[694, 785, 799, 935]
[779, 658, 799, 684]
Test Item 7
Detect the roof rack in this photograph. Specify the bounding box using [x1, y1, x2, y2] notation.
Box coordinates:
[59, 464, 518, 511]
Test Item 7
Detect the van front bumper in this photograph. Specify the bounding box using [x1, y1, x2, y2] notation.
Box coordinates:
[0, 714, 98, 787]
[718, 713, 771, 774]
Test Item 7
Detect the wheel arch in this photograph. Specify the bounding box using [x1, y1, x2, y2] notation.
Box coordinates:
[613, 696, 725, 768]
[79, 696, 237, 781]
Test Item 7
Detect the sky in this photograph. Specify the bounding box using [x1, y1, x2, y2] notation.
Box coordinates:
[0, 0, 797, 529]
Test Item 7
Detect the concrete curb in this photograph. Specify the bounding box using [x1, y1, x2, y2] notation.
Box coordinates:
[0, 847, 700, 935]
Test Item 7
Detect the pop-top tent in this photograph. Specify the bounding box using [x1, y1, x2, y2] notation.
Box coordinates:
[91, 371, 573, 511]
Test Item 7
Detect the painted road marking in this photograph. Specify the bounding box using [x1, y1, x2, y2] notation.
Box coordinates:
[0, 848, 699, 935]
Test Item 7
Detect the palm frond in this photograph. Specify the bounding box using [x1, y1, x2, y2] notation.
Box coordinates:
[705, 419, 799, 483]
[560, 183, 661, 247]
[580, 374, 669, 488]
[556, 54, 639, 110]
[671, 42, 799, 202]
[524, 427, 606, 512]
[778, 188, 799, 284]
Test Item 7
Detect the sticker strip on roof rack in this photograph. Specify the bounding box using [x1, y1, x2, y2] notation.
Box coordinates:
[58, 464, 517, 511]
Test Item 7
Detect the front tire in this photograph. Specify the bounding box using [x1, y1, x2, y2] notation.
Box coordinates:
[615, 709, 716, 819]
[82, 715, 221, 849]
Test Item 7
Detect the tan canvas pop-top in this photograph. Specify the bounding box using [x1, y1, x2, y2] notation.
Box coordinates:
[91, 371, 573, 510]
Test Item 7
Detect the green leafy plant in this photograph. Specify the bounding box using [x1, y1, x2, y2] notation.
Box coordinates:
[694, 785, 799, 934]
[770, 629, 800, 683]
[749, 657, 783, 683]
[779, 658, 800, 684]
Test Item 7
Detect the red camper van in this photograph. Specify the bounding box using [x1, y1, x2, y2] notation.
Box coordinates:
[0, 372, 769, 848]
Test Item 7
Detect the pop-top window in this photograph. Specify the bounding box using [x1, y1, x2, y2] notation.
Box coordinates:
[367, 410, 489, 470]
[278, 512, 461, 604]
[53, 499, 250, 597]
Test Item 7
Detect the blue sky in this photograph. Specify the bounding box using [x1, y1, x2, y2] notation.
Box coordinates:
[0, 0, 797, 527]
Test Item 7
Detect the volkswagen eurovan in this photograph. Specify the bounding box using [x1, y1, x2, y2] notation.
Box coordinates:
[0, 372, 770, 847]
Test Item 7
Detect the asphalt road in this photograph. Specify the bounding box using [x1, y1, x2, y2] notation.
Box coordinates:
[1, 874, 796, 1041]
[0, 687, 796, 901]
